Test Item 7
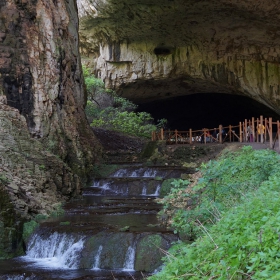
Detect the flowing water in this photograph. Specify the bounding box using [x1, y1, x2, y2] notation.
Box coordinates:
[0, 166, 193, 280]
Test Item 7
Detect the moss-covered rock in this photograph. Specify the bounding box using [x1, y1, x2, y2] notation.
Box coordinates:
[141, 141, 158, 159]
[135, 234, 175, 272]
[80, 232, 134, 269]
[0, 183, 24, 259]
[160, 178, 174, 197]
[22, 220, 39, 246]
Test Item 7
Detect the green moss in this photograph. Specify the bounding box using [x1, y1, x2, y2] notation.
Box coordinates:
[50, 203, 65, 218]
[60, 221, 71, 226]
[140, 141, 158, 158]
[92, 164, 119, 178]
[0, 185, 24, 259]
[160, 178, 174, 197]
[135, 234, 165, 272]
[35, 214, 48, 222]
[22, 220, 38, 245]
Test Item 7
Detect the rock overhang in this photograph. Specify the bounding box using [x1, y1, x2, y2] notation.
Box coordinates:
[79, 0, 280, 114]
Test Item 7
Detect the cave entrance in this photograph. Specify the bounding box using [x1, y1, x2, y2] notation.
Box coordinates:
[136, 93, 280, 131]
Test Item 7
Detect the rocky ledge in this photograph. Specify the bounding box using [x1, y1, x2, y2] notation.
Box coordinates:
[0, 104, 83, 258]
[79, 0, 280, 113]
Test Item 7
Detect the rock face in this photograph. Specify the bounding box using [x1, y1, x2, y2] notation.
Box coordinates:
[0, 0, 101, 177]
[0, 0, 101, 258]
[79, 0, 280, 113]
[0, 104, 84, 258]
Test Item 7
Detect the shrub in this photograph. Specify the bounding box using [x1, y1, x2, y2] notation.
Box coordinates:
[160, 146, 280, 238]
[150, 175, 280, 279]
[82, 65, 166, 138]
[150, 147, 280, 279]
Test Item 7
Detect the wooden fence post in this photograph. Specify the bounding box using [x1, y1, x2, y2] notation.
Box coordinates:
[256, 118, 259, 142]
[244, 119, 248, 142]
[239, 122, 242, 142]
[269, 117, 273, 149]
[219, 125, 222, 143]
[260, 115, 264, 143]
[252, 117, 255, 142]
[229, 125, 232, 142]
[189, 129, 192, 145]
[203, 128, 206, 144]
[160, 128, 164, 140]
[175, 129, 178, 144]
[264, 118, 267, 143]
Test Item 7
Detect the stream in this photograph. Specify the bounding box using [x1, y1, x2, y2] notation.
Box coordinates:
[0, 165, 193, 280]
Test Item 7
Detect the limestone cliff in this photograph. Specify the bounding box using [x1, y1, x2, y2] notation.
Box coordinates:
[0, 0, 101, 258]
[79, 0, 280, 113]
[0, 0, 101, 177]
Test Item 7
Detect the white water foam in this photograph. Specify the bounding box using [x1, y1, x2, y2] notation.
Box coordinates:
[143, 169, 157, 177]
[152, 184, 161, 196]
[141, 186, 147, 195]
[122, 245, 135, 271]
[114, 168, 143, 177]
[23, 232, 84, 269]
[111, 169, 127, 177]
[92, 245, 103, 270]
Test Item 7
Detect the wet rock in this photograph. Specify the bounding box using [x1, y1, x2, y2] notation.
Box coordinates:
[135, 233, 177, 272]
[80, 232, 134, 269]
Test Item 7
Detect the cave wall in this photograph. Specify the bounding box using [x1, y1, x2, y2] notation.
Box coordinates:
[0, 0, 101, 258]
[0, 0, 101, 178]
[79, 0, 280, 114]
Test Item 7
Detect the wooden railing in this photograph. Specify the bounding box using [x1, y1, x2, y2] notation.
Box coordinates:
[151, 115, 280, 150]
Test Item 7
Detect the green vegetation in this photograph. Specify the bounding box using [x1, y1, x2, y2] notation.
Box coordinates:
[60, 221, 71, 226]
[0, 174, 9, 184]
[22, 220, 39, 245]
[83, 65, 166, 138]
[39, 164, 45, 170]
[119, 225, 130, 232]
[50, 203, 65, 218]
[151, 146, 280, 279]
[92, 164, 119, 178]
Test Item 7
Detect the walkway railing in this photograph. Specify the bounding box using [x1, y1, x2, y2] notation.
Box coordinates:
[151, 115, 280, 150]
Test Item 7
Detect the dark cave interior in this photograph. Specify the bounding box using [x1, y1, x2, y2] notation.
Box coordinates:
[137, 93, 280, 131]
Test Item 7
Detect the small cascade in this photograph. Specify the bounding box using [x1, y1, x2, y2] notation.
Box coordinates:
[143, 169, 158, 177]
[0, 164, 192, 279]
[153, 184, 161, 196]
[92, 245, 103, 270]
[141, 185, 147, 195]
[123, 245, 136, 271]
[111, 167, 162, 178]
[25, 232, 84, 269]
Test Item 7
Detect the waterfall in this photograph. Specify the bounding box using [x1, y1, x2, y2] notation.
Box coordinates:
[143, 169, 157, 177]
[92, 245, 103, 270]
[152, 184, 161, 196]
[122, 245, 136, 271]
[141, 185, 147, 195]
[25, 232, 84, 269]
[112, 168, 144, 177]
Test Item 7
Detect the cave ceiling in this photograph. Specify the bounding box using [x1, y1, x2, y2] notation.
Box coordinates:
[79, 0, 280, 114]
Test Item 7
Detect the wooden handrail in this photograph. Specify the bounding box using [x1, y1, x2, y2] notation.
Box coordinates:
[151, 115, 280, 150]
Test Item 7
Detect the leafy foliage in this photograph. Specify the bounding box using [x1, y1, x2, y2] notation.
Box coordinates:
[160, 146, 280, 238]
[151, 147, 280, 279]
[82, 65, 166, 138]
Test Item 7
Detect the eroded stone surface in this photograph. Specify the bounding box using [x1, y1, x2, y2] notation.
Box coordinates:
[0, 0, 101, 179]
[0, 0, 101, 258]
[79, 0, 280, 113]
[0, 104, 84, 257]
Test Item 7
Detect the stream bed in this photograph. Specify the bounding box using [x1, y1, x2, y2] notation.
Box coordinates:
[0, 166, 193, 280]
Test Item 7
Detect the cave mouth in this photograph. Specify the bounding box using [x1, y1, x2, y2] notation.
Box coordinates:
[137, 93, 280, 131]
